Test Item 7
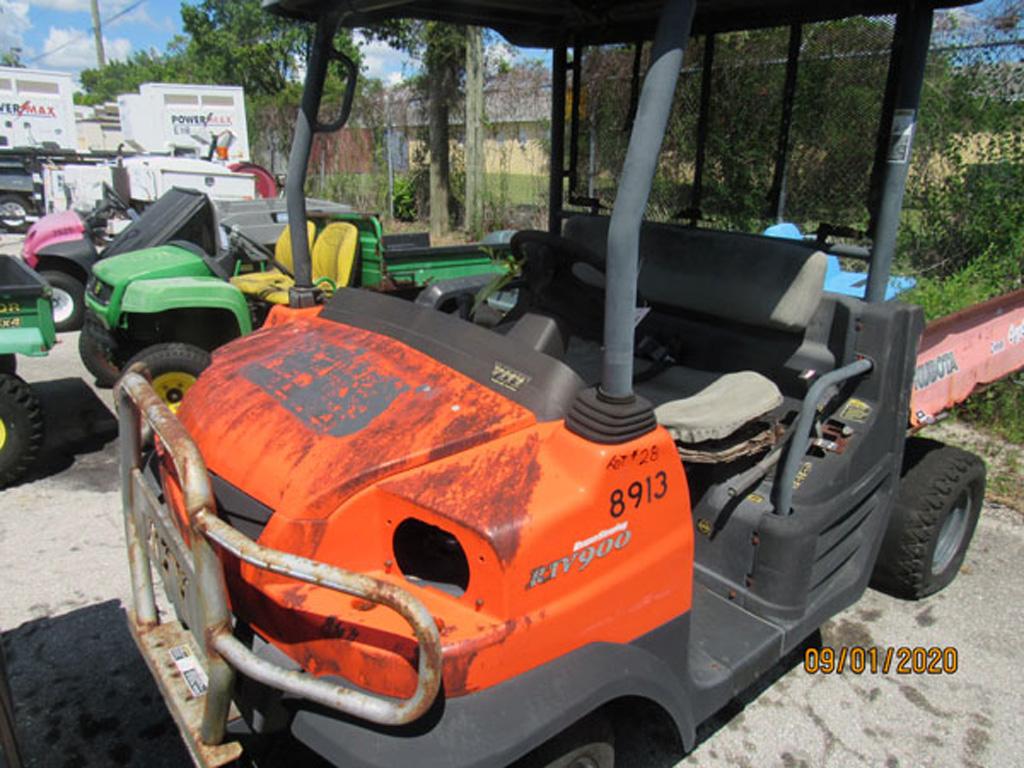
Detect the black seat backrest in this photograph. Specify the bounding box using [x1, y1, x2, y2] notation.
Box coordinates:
[562, 214, 827, 334]
[562, 215, 840, 394]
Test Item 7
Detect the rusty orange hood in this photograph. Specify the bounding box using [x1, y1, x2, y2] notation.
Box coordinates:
[176, 314, 536, 523]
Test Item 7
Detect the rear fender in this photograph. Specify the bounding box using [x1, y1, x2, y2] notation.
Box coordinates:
[120, 277, 252, 336]
[34, 244, 97, 281]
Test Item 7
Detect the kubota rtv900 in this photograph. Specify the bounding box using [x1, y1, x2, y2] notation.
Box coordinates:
[115, 0, 1005, 765]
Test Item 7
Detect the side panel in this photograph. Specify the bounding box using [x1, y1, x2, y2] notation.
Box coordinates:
[273, 618, 697, 768]
[911, 288, 1024, 427]
[120, 277, 252, 335]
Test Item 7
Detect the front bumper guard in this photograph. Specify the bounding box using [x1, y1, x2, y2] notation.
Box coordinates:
[116, 371, 444, 766]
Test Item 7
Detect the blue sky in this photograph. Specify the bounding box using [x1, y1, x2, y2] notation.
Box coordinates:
[1, 0, 1009, 81]
[0, 0, 423, 82]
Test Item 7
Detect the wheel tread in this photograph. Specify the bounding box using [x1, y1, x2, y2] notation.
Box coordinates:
[0, 374, 44, 487]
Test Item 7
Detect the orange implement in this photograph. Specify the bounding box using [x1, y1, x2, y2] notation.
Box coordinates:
[910, 288, 1024, 429]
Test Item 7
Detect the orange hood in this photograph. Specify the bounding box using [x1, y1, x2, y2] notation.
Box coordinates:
[177, 313, 536, 525]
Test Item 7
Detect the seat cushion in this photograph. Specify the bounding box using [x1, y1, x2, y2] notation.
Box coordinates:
[643, 366, 783, 443]
[311, 221, 359, 288]
[230, 270, 292, 304]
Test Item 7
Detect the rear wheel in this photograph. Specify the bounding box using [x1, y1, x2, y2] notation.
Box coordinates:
[0, 374, 44, 488]
[871, 438, 985, 600]
[79, 317, 124, 387]
[0, 194, 31, 233]
[513, 714, 615, 768]
[124, 343, 211, 413]
[40, 270, 85, 332]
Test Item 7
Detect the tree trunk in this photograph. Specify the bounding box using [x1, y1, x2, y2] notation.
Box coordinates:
[464, 26, 485, 237]
[427, 63, 450, 239]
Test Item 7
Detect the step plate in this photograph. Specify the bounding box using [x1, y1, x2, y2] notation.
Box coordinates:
[127, 616, 243, 768]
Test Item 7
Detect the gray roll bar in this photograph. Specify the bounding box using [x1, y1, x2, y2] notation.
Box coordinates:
[601, 0, 696, 400]
[865, 6, 933, 303]
[285, 12, 357, 308]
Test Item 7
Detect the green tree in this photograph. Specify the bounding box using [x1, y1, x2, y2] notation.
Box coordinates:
[0, 48, 23, 68]
[78, 44, 191, 105]
[179, 0, 308, 95]
[367, 21, 467, 237]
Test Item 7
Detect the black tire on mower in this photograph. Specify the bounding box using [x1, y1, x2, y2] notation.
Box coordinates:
[0, 354, 14, 376]
[79, 318, 124, 387]
[0, 193, 31, 233]
[870, 437, 986, 600]
[40, 270, 86, 333]
[513, 713, 615, 768]
[123, 343, 211, 410]
[0, 374, 44, 488]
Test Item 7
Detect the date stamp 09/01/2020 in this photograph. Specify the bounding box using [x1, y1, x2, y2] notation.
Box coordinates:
[804, 646, 959, 675]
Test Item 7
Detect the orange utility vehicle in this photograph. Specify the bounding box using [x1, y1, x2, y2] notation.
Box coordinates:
[116, 0, 1012, 765]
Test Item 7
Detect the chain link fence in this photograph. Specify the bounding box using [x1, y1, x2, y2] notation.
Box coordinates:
[247, 7, 1023, 258]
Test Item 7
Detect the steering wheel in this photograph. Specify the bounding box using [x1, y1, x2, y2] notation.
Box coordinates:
[509, 230, 606, 293]
[507, 230, 606, 335]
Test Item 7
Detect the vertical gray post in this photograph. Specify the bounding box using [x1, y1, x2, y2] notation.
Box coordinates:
[286, 17, 335, 308]
[865, 6, 933, 303]
[90, 0, 106, 68]
[601, 0, 695, 399]
[548, 44, 568, 234]
[118, 388, 157, 626]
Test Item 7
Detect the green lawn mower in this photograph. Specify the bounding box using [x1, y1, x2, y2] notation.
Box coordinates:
[80, 189, 513, 407]
[0, 256, 56, 487]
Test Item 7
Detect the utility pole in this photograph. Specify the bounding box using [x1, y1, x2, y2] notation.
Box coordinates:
[464, 26, 485, 237]
[90, 0, 106, 68]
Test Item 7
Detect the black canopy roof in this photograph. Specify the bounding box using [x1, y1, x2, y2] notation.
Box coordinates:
[265, 0, 977, 46]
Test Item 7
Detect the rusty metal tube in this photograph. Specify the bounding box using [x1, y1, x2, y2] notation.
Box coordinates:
[198, 510, 443, 725]
[116, 375, 157, 626]
[116, 371, 445, 733]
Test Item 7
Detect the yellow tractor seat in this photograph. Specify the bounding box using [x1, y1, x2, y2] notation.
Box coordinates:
[311, 221, 360, 290]
[230, 221, 359, 306]
[274, 220, 315, 275]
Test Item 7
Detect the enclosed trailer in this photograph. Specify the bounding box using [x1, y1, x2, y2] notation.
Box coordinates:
[118, 83, 250, 162]
[0, 67, 77, 152]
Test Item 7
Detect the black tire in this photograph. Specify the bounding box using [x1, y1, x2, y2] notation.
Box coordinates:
[0, 355, 14, 376]
[79, 317, 124, 387]
[513, 713, 615, 768]
[0, 193, 31, 233]
[0, 374, 44, 488]
[123, 343, 211, 411]
[39, 270, 86, 332]
[871, 437, 985, 600]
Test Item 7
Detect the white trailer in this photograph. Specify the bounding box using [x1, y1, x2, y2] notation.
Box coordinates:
[118, 83, 250, 161]
[0, 67, 77, 151]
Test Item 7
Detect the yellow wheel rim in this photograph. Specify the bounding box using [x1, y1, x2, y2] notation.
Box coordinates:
[0, 417, 7, 452]
[151, 371, 198, 414]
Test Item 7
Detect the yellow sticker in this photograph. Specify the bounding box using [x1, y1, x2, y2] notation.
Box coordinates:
[839, 398, 872, 423]
[792, 461, 813, 490]
[747, 493, 765, 504]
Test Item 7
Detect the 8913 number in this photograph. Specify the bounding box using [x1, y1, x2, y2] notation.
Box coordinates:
[610, 471, 668, 517]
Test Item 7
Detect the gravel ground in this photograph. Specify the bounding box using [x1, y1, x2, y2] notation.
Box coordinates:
[1, 238, 1022, 767]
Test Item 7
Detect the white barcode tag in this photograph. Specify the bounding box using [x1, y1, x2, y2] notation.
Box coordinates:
[169, 645, 209, 698]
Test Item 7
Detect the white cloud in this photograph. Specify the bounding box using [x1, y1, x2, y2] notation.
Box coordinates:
[24, 0, 87, 11]
[0, 0, 31, 52]
[26, 0, 139, 12]
[38, 26, 131, 71]
[352, 31, 414, 84]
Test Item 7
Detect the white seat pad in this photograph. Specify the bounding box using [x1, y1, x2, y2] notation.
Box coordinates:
[648, 367, 783, 443]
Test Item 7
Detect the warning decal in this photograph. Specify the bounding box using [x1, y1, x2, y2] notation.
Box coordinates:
[169, 645, 209, 698]
[888, 109, 916, 164]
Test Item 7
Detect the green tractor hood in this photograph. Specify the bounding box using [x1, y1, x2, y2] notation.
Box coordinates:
[92, 244, 212, 286]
